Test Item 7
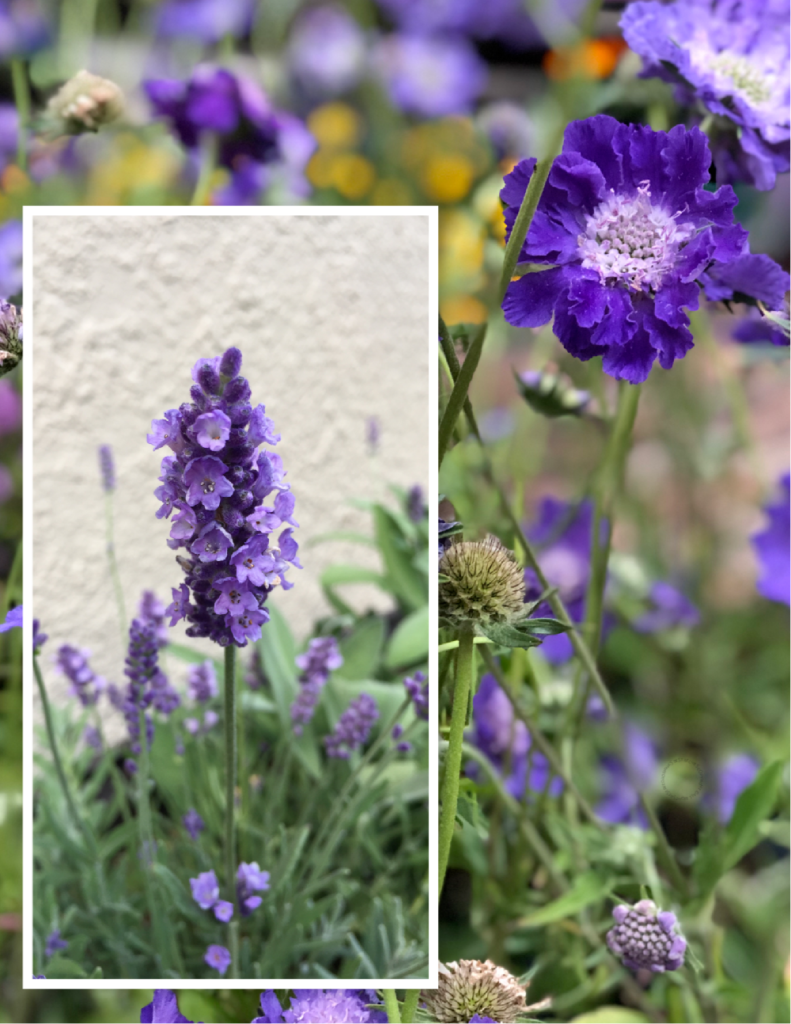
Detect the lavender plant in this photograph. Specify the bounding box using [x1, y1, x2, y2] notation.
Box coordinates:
[31, 352, 429, 982]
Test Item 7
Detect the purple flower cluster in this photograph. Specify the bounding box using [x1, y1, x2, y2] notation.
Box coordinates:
[469, 673, 561, 800]
[606, 899, 687, 973]
[148, 347, 301, 648]
[290, 636, 343, 734]
[325, 694, 379, 759]
[404, 670, 428, 720]
[98, 443, 115, 493]
[182, 807, 205, 840]
[187, 659, 218, 702]
[500, 114, 773, 383]
[705, 753, 760, 822]
[596, 723, 658, 829]
[374, 34, 487, 118]
[154, 0, 254, 43]
[287, 6, 367, 98]
[621, 0, 790, 190]
[752, 472, 790, 604]
[633, 581, 701, 633]
[189, 868, 233, 922]
[54, 644, 106, 706]
[138, 590, 169, 649]
[115, 619, 166, 761]
[44, 929, 67, 959]
[254, 988, 386, 1023]
[237, 860, 270, 916]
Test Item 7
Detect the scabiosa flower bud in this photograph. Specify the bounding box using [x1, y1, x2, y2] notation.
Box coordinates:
[439, 536, 526, 628]
[45, 69, 124, 135]
[97, 444, 115, 492]
[290, 636, 343, 734]
[148, 347, 302, 648]
[404, 670, 428, 720]
[0, 301, 22, 377]
[606, 899, 687, 973]
[422, 959, 529, 1024]
[55, 644, 106, 706]
[325, 693, 379, 759]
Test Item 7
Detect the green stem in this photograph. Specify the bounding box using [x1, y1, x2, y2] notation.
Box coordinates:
[104, 492, 127, 647]
[10, 59, 29, 173]
[437, 636, 493, 653]
[383, 990, 401, 1024]
[33, 655, 94, 851]
[497, 126, 565, 304]
[438, 627, 474, 897]
[223, 645, 238, 976]
[639, 794, 688, 896]
[437, 322, 487, 469]
[191, 133, 218, 205]
[401, 990, 419, 1023]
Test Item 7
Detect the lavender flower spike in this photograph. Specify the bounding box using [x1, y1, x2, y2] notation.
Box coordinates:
[55, 644, 106, 706]
[501, 114, 755, 383]
[98, 444, 115, 492]
[606, 899, 687, 973]
[148, 347, 301, 648]
[325, 693, 379, 759]
[290, 636, 343, 734]
[120, 619, 161, 758]
[404, 670, 428, 720]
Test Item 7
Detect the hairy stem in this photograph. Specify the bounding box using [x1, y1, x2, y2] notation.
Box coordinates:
[224, 643, 238, 979]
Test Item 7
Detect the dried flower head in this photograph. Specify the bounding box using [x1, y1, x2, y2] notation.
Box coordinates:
[46, 70, 124, 135]
[422, 959, 528, 1024]
[606, 899, 687, 973]
[0, 301, 22, 377]
[439, 535, 526, 628]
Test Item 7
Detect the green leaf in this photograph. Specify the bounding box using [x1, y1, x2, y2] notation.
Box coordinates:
[571, 1009, 650, 1023]
[320, 565, 385, 588]
[256, 602, 297, 728]
[518, 617, 570, 635]
[336, 615, 385, 681]
[44, 956, 88, 979]
[518, 871, 611, 927]
[384, 606, 429, 669]
[721, 760, 785, 873]
[373, 506, 426, 611]
[478, 622, 542, 649]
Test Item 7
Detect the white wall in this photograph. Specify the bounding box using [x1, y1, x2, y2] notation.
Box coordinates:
[32, 212, 429, 712]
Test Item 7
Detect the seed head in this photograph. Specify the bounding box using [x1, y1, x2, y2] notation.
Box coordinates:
[46, 70, 124, 135]
[439, 535, 525, 628]
[422, 959, 528, 1024]
[606, 899, 687, 973]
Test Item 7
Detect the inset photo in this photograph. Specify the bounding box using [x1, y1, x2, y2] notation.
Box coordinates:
[24, 208, 436, 988]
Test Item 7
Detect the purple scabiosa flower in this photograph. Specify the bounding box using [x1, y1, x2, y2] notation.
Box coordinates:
[596, 723, 658, 828]
[606, 899, 687, 973]
[501, 115, 752, 383]
[98, 444, 115, 492]
[140, 989, 194, 1024]
[704, 753, 760, 823]
[54, 644, 106, 705]
[0, 0, 50, 60]
[325, 694, 379, 759]
[277, 989, 386, 1023]
[752, 472, 790, 604]
[154, 0, 254, 43]
[237, 860, 270, 915]
[190, 868, 219, 910]
[633, 581, 700, 633]
[183, 807, 205, 840]
[732, 306, 789, 347]
[0, 604, 22, 633]
[404, 670, 428, 720]
[375, 34, 487, 118]
[621, 0, 790, 190]
[469, 673, 561, 800]
[204, 943, 231, 976]
[253, 991, 286, 1024]
[701, 251, 790, 310]
[523, 498, 604, 663]
[290, 636, 343, 734]
[288, 6, 367, 98]
[44, 928, 67, 958]
[187, 660, 218, 702]
[149, 347, 301, 648]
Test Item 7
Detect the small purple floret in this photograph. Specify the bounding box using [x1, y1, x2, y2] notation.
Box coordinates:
[204, 943, 231, 976]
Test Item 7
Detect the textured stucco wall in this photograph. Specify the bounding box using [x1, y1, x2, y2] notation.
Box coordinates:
[32, 213, 429, 712]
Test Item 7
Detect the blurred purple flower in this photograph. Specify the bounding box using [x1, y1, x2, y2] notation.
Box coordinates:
[291, 636, 343, 734]
[596, 723, 659, 828]
[407, 483, 425, 522]
[98, 444, 115, 493]
[633, 580, 700, 633]
[44, 928, 67, 958]
[0, 0, 50, 59]
[705, 753, 760, 823]
[83, 725, 102, 750]
[237, 860, 269, 916]
[183, 808, 205, 840]
[0, 220, 22, 298]
[261, 989, 385, 1023]
[752, 472, 790, 604]
[732, 306, 789, 347]
[325, 694, 379, 759]
[155, 0, 254, 43]
[187, 659, 217, 702]
[288, 6, 367, 97]
[140, 989, 194, 1024]
[54, 644, 106, 705]
[138, 590, 169, 648]
[404, 670, 428, 720]
[469, 673, 561, 800]
[32, 618, 47, 653]
[0, 379, 21, 434]
[204, 943, 231, 976]
[190, 869, 219, 910]
[477, 101, 534, 160]
[375, 34, 487, 118]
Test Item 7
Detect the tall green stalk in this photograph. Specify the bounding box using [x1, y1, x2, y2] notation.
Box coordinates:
[438, 626, 474, 896]
[223, 644, 239, 978]
[10, 59, 30, 172]
[104, 491, 127, 647]
[383, 989, 402, 1024]
[401, 990, 420, 1023]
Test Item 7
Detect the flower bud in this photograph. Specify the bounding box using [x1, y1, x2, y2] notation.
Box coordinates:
[45, 70, 123, 135]
[439, 535, 526, 628]
[422, 959, 529, 1023]
[0, 302, 22, 377]
[220, 347, 243, 378]
[606, 899, 687, 973]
